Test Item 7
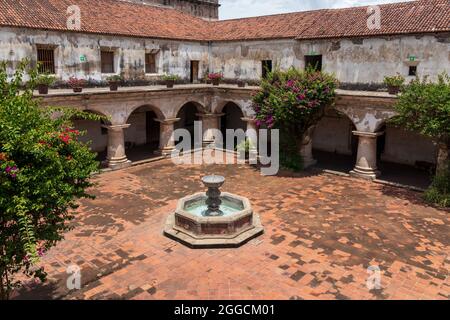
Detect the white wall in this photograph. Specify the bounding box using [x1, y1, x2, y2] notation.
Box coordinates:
[313, 115, 353, 155]
[382, 126, 437, 165]
[73, 119, 107, 153]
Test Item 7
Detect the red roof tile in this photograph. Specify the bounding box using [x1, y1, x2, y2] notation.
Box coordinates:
[212, 0, 450, 41]
[0, 0, 211, 40]
[0, 0, 448, 42]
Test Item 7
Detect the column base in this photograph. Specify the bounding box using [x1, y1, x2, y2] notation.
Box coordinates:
[107, 158, 132, 170]
[156, 147, 176, 157]
[302, 158, 317, 169]
[350, 167, 380, 180]
[202, 140, 216, 149]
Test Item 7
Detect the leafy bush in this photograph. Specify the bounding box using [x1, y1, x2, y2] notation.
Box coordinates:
[36, 73, 56, 86]
[424, 167, 450, 207]
[252, 67, 337, 170]
[106, 74, 123, 82]
[162, 74, 180, 81]
[383, 74, 405, 87]
[0, 60, 100, 299]
[391, 73, 450, 174]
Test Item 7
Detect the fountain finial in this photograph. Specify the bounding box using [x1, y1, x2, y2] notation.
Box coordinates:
[201, 175, 225, 216]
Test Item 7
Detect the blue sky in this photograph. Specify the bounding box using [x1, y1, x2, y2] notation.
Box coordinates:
[219, 0, 414, 20]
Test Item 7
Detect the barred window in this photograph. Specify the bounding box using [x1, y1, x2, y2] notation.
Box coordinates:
[101, 51, 115, 73]
[37, 48, 55, 74]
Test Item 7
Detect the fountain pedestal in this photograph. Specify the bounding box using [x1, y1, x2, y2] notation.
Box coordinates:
[164, 175, 264, 248]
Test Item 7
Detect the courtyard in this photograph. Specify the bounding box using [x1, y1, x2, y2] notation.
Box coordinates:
[15, 158, 449, 300]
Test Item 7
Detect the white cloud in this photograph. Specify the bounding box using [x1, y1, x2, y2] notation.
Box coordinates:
[219, 0, 415, 20]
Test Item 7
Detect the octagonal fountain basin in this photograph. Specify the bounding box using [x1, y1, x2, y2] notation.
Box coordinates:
[164, 176, 264, 248]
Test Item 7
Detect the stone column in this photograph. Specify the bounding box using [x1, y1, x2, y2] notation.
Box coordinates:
[350, 131, 384, 180]
[155, 118, 180, 156]
[241, 117, 259, 157]
[299, 125, 317, 168]
[198, 113, 223, 148]
[105, 124, 131, 170]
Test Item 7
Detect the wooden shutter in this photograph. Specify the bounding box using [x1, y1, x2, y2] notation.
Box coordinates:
[101, 51, 115, 73]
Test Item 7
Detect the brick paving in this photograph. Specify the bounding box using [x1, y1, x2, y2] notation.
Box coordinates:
[14, 159, 449, 300]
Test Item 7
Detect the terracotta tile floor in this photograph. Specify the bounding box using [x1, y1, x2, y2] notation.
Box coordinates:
[14, 159, 450, 300]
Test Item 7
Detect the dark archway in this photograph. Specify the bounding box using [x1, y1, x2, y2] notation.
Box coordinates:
[125, 106, 161, 162]
[175, 102, 202, 147]
[312, 108, 357, 173]
[220, 102, 246, 150]
[377, 123, 435, 188]
[72, 110, 109, 165]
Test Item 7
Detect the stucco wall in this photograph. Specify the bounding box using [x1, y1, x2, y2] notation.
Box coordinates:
[381, 125, 437, 165]
[0, 27, 210, 82]
[313, 114, 353, 155]
[2, 27, 448, 86]
[73, 119, 107, 152]
[210, 35, 450, 86]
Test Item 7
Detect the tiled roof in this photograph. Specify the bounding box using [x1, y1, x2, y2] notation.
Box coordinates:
[212, 0, 450, 41]
[0, 0, 211, 41]
[0, 0, 449, 42]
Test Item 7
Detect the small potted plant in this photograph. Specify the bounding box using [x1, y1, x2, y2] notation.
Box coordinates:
[237, 80, 246, 88]
[68, 77, 87, 93]
[208, 72, 223, 86]
[236, 139, 255, 160]
[107, 75, 122, 91]
[383, 74, 405, 95]
[162, 74, 180, 88]
[36, 73, 56, 95]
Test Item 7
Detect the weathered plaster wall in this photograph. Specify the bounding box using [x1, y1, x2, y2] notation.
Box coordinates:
[211, 34, 450, 86]
[382, 125, 437, 165]
[313, 113, 353, 155]
[0, 27, 210, 82]
[73, 119, 107, 152]
[210, 39, 302, 80]
[2, 27, 448, 86]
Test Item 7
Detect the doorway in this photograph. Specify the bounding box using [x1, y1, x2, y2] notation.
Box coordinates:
[190, 60, 199, 83]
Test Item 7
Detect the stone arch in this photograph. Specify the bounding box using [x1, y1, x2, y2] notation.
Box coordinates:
[334, 105, 397, 133]
[124, 105, 163, 156]
[72, 109, 110, 161]
[173, 100, 206, 118]
[213, 100, 248, 117]
[174, 101, 205, 147]
[126, 104, 165, 124]
[219, 102, 247, 150]
[311, 107, 359, 172]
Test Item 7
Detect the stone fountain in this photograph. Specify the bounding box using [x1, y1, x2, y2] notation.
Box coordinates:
[164, 175, 264, 248]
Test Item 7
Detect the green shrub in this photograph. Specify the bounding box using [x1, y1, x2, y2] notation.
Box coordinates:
[36, 73, 56, 86]
[383, 74, 405, 87]
[162, 74, 180, 81]
[252, 67, 337, 170]
[424, 167, 450, 207]
[0, 60, 101, 299]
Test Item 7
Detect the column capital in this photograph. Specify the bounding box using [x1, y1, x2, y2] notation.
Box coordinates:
[102, 124, 131, 130]
[241, 117, 257, 124]
[352, 131, 384, 138]
[155, 118, 180, 125]
[196, 113, 224, 118]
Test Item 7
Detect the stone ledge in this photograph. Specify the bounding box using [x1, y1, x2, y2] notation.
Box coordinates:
[163, 212, 264, 249]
